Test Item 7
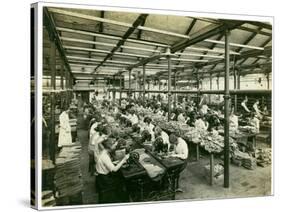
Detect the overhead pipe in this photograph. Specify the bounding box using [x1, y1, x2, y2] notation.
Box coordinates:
[110, 88, 271, 95]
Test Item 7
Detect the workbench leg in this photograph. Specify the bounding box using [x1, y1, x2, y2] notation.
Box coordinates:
[253, 136, 256, 149]
[171, 171, 176, 200]
[210, 153, 214, 186]
[138, 179, 144, 201]
[196, 143, 200, 161]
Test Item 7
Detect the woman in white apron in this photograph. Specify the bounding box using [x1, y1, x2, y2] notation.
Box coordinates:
[58, 108, 72, 147]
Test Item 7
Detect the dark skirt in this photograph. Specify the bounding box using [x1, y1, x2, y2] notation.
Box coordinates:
[96, 172, 128, 204]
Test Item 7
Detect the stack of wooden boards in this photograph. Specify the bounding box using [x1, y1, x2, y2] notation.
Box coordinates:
[242, 157, 257, 170]
[42, 190, 56, 207]
[256, 148, 271, 167]
[231, 150, 257, 170]
[54, 143, 83, 204]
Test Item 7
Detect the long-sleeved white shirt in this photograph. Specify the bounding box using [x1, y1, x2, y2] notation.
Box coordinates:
[241, 101, 250, 112]
[195, 119, 208, 131]
[122, 114, 139, 125]
[229, 114, 238, 130]
[95, 150, 115, 175]
[160, 131, 170, 150]
[253, 103, 262, 116]
[89, 122, 99, 141]
[173, 137, 188, 160]
[177, 113, 186, 124]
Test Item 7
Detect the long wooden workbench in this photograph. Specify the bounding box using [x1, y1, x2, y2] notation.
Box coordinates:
[119, 139, 185, 202]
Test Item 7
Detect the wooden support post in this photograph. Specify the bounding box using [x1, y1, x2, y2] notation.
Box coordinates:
[196, 143, 200, 161]
[224, 29, 231, 188]
[234, 66, 237, 113]
[196, 68, 199, 106]
[60, 61, 64, 109]
[174, 71, 177, 104]
[133, 73, 136, 99]
[129, 69, 132, 99]
[209, 73, 212, 104]
[266, 73, 270, 90]
[112, 76, 116, 102]
[69, 74, 73, 104]
[237, 70, 241, 90]
[143, 65, 146, 103]
[119, 75, 122, 106]
[168, 50, 172, 121]
[147, 80, 150, 99]
[50, 40, 56, 163]
[138, 71, 141, 99]
[65, 71, 69, 106]
[210, 153, 214, 186]
[217, 74, 220, 90]
[158, 80, 161, 101]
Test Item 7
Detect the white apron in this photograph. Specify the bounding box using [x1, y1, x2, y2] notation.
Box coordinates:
[58, 111, 72, 147]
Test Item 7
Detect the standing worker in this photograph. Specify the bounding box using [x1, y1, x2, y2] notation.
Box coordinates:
[58, 107, 72, 148]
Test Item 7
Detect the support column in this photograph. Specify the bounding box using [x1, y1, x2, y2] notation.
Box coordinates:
[60, 61, 64, 109]
[113, 76, 116, 102]
[237, 70, 241, 89]
[234, 66, 237, 113]
[167, 50, 172, 121]
[138, 71, 141, 99]
[129, 69, 132, 99]
[147, 80, 150, 99]
[119, 75, 122, 106]
[158, 80, 161, 101]
[69, 74, 73, 104]
[143, 65, 146, 103]
[174, 71, 177, 104]
[50, 40, 56, 163]
[266, 73, 270, 90]
[65, 71, 69, 106]
[217, 74, 220, 90]
[224, 29, 231, 188]
[196, 68, 199, 106]
[209, 73, 212, 104]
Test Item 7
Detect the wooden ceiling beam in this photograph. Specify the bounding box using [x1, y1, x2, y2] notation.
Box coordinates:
[43, 8, 75, 79]
[49, 8, 189, 39]
[171, 20, 244, 52]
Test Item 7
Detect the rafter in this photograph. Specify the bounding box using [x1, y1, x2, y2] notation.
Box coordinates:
[94, 14, 149, 72]
[43, 8, 74, 79]
[248, 36, 272, 65]
[247, 21, 272, 30]
[176, 18, 197, 66]
[89, 11, 104, 58]
[49, 8, 190, 39]
[171, 20, 244, 52]
[137, 15, 148, 40]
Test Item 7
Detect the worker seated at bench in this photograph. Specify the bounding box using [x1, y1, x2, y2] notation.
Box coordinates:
[95, 138, 129, 203]
[169, 133, 189, 192]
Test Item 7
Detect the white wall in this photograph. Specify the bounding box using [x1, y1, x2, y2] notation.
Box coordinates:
[200, 73, 271, 91]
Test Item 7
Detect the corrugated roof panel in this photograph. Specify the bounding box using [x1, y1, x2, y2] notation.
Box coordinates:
[52, 13, 100, 29]
[102, 23, 129, 37]
[188, 19, 213, 35]
[105, 11, 140, 24]
[229, 29, 253, 45]
[141, 31, 181, 45]
[246, 34, 271, 48]
[144, 14, 192, 35]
